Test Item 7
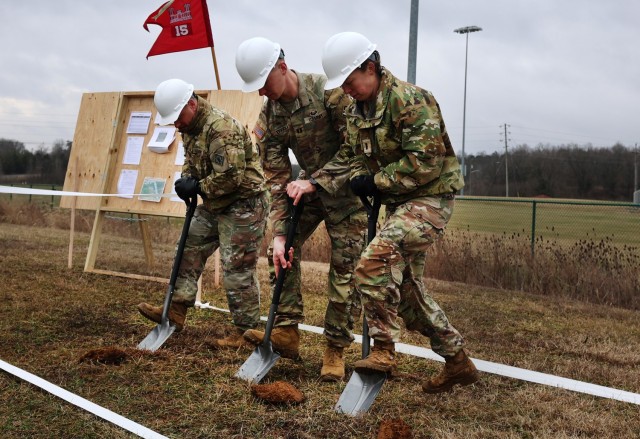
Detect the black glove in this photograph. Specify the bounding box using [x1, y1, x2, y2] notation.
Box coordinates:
[174, 176, 200, 201]
[350, 175, 378, 197]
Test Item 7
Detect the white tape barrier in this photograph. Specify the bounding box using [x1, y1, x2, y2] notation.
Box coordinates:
[0, 359, 168, 439]
[393, 345, 640, 405]
[0, 185, 173, 198]
[198, 302, 640, 405]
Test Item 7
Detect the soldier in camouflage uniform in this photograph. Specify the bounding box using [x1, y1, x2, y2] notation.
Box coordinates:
[137, 78, 269, 349]
[235, 37, 368, 381]
[321, 32, 479, 393]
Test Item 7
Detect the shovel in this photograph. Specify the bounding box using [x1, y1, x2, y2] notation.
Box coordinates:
[335, 193, 386, 416]
[235, 199, 304, 383]
[138, 195, 198, 351]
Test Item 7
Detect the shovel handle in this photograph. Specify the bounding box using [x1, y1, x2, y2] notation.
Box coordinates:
[359, 193, 381, 243]
[160, 195, 198, 321]
[359, 194, 381, 358]
[263, 199, 304, 343]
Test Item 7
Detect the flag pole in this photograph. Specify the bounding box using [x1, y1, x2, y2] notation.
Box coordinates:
[211, 47, 221, 90]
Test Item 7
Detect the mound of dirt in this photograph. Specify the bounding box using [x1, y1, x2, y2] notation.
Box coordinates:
[377, 418, 413, 439]
[251, 381, 305, 404]
[79, 347, 130, 365]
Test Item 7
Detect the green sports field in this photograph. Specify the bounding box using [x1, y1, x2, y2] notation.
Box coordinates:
[450, 197, 640, 247]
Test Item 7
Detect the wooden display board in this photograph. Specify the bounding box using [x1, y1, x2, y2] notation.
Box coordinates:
[60, 89, 264, 281]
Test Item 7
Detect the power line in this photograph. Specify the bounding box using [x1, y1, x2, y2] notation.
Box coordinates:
[0, 122, 75, 128]
[451, 123, 628, 147]
[0, 109, 76, 117]
[500, 123, 511, 197]
[508, 124, 622, 142]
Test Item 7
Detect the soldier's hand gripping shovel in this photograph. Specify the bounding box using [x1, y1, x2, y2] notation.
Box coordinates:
[235, 199, 304, 383]
[335, 193, 386, 415]
[138, 195, 197, 351]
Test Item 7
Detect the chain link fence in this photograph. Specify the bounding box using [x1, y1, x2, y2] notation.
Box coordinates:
[435, 196, 640, 309]
[0, 184, 62, 208]
[450, 196, 640, 256]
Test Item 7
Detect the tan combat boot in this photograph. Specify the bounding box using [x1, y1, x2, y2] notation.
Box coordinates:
[354, 341, 397, 374]
[422, 349, 479, 394]
[243, 325, 301, 359]
[137, 302, 188, 332]
[320, 345, 345, 382]
[207, 327, 251, 350]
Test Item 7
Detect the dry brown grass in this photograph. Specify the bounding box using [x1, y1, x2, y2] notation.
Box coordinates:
[1, 209, 640, 438]
[2, 200, 637, 311]
[430, 230, 640, 310]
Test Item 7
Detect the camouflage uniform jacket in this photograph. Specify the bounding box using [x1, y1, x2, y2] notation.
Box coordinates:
[253, 71, 361, 236]
[339, 68, 464, 206]
[181, 96, 266, 213]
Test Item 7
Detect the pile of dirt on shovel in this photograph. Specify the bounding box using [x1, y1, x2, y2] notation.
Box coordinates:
[377, 418, 413, 439]
[251, 381, 305, 404]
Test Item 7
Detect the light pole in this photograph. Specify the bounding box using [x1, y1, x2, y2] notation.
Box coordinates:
[407, 0, 419, 84]
[454, 25, 482, 195]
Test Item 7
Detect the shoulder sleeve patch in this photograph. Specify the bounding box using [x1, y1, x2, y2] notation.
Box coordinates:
[253, 123, 265, 140]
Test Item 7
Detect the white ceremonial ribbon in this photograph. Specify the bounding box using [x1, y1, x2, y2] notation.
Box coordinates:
[0, 359, 168, 439]
[0, 185, 175, 198]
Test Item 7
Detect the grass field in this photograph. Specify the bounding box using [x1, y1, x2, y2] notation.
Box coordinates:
[1, 222, 639, 438]
[450, 197, 640, 246]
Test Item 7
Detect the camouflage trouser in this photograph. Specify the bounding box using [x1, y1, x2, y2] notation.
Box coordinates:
[173, 191, 269, 331]
[269, 197, 368, 348]
[355, 195, 465, 357]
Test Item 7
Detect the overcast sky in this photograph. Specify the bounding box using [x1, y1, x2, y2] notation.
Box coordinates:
[1, 0, 639, 156]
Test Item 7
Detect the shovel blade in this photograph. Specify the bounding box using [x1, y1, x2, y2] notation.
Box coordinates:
[235, 344, 281, 383]
[335, 371, 386, 416]
[137, 320, 176, 351]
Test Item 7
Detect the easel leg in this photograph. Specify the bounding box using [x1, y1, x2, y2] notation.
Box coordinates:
[85, 210, 105, 272]
[137, 214, 154, 270]
[67, 157, 79, 269]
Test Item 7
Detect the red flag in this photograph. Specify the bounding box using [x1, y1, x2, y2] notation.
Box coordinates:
[143, 0, 214, 59]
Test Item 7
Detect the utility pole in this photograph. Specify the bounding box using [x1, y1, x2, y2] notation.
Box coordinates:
[407, 0, 419, 84]
[500, 123, 511, 197]
[635, 143, 638, 192]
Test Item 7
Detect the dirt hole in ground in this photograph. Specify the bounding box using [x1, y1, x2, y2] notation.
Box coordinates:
[377, 417, 413, 439]
[251, 381, 305, 404]
[79, 347, 130, 365]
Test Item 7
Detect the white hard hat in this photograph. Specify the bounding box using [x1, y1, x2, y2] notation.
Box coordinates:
[154, 78, 194, 125]
[321, 32, 377, 90]
[235, 37, 281, 92]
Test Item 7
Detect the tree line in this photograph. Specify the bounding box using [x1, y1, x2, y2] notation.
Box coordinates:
[466, 143, 638, 200]
[0, 138, 71, 185]
[1, 137, 638, 201]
